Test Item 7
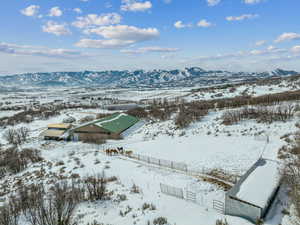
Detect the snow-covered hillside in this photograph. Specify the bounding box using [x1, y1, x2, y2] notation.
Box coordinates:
[0, 67, 298, 88]
[0, 82, 299, 225]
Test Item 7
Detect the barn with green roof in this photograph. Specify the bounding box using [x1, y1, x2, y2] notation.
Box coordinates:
[69, 113, 140, 141]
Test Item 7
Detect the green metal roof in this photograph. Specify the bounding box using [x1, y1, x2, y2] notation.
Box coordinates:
[94, 113, 139, 134]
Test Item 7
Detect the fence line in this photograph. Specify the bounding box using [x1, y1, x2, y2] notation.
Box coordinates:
[130, 153, 188, 172]
[213, 200, 225, 214]
[160, 183, 225, 214]
[160, 183, 184, 199]
[127, 153, 239, 186]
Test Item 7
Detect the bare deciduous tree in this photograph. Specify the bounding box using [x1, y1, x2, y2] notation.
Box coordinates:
[85, 172, 107, 201]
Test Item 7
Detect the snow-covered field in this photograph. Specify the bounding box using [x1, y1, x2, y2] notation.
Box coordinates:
[0, 81, 298, 225]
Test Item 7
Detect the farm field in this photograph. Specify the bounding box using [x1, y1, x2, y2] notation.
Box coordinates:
[0, 79, 299, 225]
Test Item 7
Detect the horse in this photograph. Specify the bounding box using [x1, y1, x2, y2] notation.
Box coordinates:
[125, 150, 133, 157]
[110, 149, 119, 155]
[117, 147, 124, 154]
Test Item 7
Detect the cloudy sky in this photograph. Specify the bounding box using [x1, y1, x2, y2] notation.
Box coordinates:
[1, 0, 300, 74]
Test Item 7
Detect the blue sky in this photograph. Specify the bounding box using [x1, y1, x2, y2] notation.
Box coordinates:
[1, 0, 300, 74]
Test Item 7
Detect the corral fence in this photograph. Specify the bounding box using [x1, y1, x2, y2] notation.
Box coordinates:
[160, 183, 184, 199]
[130, 153, 188, 172]
[213, 200, 225, 214]
[128, 153, 240, 185]
[160, 183, 224, 214]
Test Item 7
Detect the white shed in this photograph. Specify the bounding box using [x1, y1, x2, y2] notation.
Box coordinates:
[225, 158, 281, 223]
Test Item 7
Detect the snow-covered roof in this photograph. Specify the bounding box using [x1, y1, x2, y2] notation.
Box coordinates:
[228, 158, 281, 209]
[40, 129, 66, 137]
[47, 123, 72, 129]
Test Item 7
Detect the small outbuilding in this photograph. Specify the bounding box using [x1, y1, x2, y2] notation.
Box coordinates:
[69, 113, 140, 141]
[40, 123, 72, 140]
[225, 158, 281, 223]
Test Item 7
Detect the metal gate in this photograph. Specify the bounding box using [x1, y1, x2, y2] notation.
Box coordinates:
[160, 183, 184, 199]
[213, 200, 225, 214]
[186, 190, 197, 203]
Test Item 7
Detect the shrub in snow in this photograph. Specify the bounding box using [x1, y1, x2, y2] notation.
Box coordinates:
[11, 181, 85, 225]
[0, 147, 42, 175]
[86, 221, 111, 225]
[130, 183, 141, 194]
[85, 172, 107, 201]
[153, 217, 168, 225]
[215, 219, 229, 225]
[63, 116, 76, 123]
[283, 137, 300, 224]
[119, 205, 132, 217]
[3, 127, 29, 146]
[255, 218, 264, 225]
[0, 201, 19, 225]
[142, 203, 156, 211]
[117, 194, 127, 202]
[79, 115, 95, 124]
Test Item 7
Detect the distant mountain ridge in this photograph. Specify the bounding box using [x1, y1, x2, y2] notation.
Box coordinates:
[0, 68, 298, 88]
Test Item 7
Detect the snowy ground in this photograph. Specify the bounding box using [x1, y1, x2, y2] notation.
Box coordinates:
[0, 83, 298, 225]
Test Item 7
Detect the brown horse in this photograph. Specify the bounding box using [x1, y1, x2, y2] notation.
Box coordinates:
[125, 150, 133, 157]
[105, 149, 112, 156]
[111, 149, 119, 155]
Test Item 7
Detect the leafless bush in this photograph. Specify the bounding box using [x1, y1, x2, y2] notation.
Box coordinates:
[79, 116, 95, 124]
[127, 107, 148, 118]
[96, 113, 113, 120]
[175, 104, 208, 128]
[2, 127, 29, 146]
[84, 172, 107, 201]
[0, 200, 19, 225]
[16, 181, 84, 225]
[86, 221, 108, 225]
[153, 217, 168, 225]
[222, 104, 295, 125]
[130, 183, 140, 194]
[0, 147, 42, 175]
[215, 219, 229, 225]
[283, 156, 300, 224]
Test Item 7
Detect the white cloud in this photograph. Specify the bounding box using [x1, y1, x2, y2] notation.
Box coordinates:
[21, 5, 40, 17]
[73, 8, 82, 14]
[291, 46, 300, 53]
[121, 46, 179, 54]
[0, 42, 84, 58]
[207, 0, 221, 6]
[76, 25, 159, 48]
[174, 21, 191, 29]
[275, 32, 300, 43]
[121, 0, 152, 12]
[75, 39, 135, 48]
[249, 46, 287, 56]
[244, 0, 264, 4]
[72, 13, 121, 28]
[197, 19, 214, 28]
[49, 7, 63, 17]
[85, 25, 159, 41]
[255, 40, 266, 46]
[226, 14, 259, 21]
[42, 21, 71, 36]
[105, 2, 113, 8]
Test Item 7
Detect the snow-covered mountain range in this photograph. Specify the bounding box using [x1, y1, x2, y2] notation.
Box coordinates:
[0, 68, 298, 88]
